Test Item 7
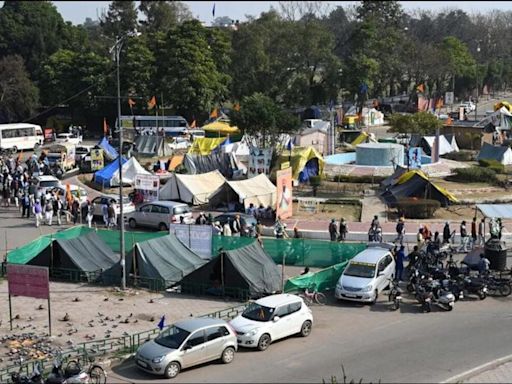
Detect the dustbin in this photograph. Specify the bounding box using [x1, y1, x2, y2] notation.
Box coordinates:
[484, 238, 507, 271]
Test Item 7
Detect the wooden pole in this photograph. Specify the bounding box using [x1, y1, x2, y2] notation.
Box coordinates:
[47, 292, 52, 336]
[220, 251, 225, 296]
[8, 293, 12, 331]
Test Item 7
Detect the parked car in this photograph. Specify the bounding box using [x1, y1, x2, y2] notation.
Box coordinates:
[75, 145, 94, 162]
[33, 175, 61, 195]
[135, 317, 237, 379]
[168, 136, 191, 150]
[126, 201, 193, 231]
[229, 294, 313, 351]
[55, 132, 82, 145]
[334, 245, 396, 304]
[460, 101, 476, 113]
[213, 213, 257, 231]
[49, 184, 88, 204]
[91, 194, 136, 219]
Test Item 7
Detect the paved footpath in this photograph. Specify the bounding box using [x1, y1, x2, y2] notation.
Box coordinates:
[463, 360, 512, 383]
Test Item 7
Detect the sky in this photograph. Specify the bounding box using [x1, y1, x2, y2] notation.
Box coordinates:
[12, 1, 512, 25]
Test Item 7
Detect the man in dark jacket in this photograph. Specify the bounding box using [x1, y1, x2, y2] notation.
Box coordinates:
[328, 219, 338, 242]
[443, 222, 451, 244]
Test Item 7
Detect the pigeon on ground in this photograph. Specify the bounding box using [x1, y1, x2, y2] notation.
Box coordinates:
[149, 299, 154, 304]
[103, 297, 109, 302]
[37, 305, 44, 310]
[62, 313, 70, 322]
[72, 297, 80, 302]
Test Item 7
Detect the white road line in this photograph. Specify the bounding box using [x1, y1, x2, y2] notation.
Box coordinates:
[441, 353, 512, 383]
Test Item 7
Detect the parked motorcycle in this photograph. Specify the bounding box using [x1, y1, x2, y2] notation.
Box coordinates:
[44, 354, 106, 384]
[457, 275, 488, 300]
[387, 279, 402, 311]
[431, 280, 456, 311]
[11, 360, 44, 384]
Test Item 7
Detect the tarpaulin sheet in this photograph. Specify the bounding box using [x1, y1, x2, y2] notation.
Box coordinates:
[209, 174, 276, 210]
[188, 137, 226, 155]
[98, 137, 118, 161]
[95, 229, 167, 255]
[94, 157, 127, 187]
[183, 152, 237, 178]
[284, 260, 349, 293]
[202, 121, 240, 136]
[477, 204, 512, 219]
[273, 146, 325, 182]
[159, 170, 226, 205]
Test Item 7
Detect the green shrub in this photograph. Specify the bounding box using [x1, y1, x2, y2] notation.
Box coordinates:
[309, 175, 323, 186]
[394, 198, 441, 219]
[444, 150, 476, 162]
[478, 159, 505, 173]
[451, 167, 497, 183]
[332, 174, 386, 184]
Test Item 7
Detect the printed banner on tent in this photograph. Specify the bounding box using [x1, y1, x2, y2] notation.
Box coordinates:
[135, 174, 160, 202]
[445, 91, 454, 105]
[169, 224, 212, 258]
[90, 148, 104, 171]
[408, 147, 422, 169]
[248, 146, 272, 178]
[276, 167, 293, 219]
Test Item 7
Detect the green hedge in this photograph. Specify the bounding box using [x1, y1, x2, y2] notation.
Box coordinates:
[478, 159, 505, 173]
[333, 174, 386, 184]
[395, 198, 441, 219]
[444, 150, 476, 162]
[452, 167, 497, 183]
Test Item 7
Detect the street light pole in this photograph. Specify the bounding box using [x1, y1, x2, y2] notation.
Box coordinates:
[475, 43, 481, 121]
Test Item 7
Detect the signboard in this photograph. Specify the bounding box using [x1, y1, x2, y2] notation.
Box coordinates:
[297, 197, 321, 213]
[248, 146, 272, 178]
[90, 148, 104, 171]
[169, 224, 212, 258]
[134, 174, 160, 202]
[276, 167, 293, 219]
[7, 264, 49, 299]
[408, 147, 422, 169]
[445, 91, 454, 105]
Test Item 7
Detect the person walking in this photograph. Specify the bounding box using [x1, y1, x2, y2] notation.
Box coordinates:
[395, 245, 405, 281]
[328, 219, 338, 242]
[274, 217, 285, 239]
[107, 202, 116, 228]
[416, 227, 424, 249]
[478, 218, 485, 246]
[102, 201, 109, 227]
[44, 197, 53, 226]
[471, 217, 477, 249]
[21, 192, 30, 218]
[212, 221, 222, 236]
[86, 200, 94, 228]
[56, 197, 63, 225]
[232, 214, 242, 237]
[33, 199, 43, 227]
[443, 221, 451, 244]
[395, 218, 405, 245]
[222, 220, 232, 237]
[71, 198, 80, 225]
[459, 220, 469, 252]
[256, 220, 263, 238]
[338, 218, 348, 242]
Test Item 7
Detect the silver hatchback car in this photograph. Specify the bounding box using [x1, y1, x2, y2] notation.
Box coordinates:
[135, 318, 237, 379]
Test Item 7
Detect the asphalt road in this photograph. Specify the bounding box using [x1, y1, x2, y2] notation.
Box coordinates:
[108, 293, 512, 383]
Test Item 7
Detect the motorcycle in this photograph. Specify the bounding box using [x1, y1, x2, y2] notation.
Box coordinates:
[431, 280, 456, 311]
[387, 279, 402, 311]
[457, 275, 488, 300]
[44, 354, 106, 384]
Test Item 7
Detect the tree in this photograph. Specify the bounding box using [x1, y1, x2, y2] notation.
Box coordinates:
[139, 1, 192, 34]
[230, 92, 300, 149]
[0, 55, 39, 123]
[387, 112, 443, 135]
[441, 36, 476, 95]
[100, 0, 138, 39]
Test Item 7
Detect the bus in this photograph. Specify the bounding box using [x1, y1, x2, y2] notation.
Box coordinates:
[0, 123, 44, 152]
[118, 115, 189, 137]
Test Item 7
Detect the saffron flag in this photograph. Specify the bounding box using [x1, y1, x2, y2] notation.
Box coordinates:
[65, 184, 73, 204]
[128, 98, 136, 108]
[190, 119, 196, 128]
[210, 108, 218, 119]
[147, 96, 157, 110]
[233, 103, 240, 111]
[103, 118, 108, 136]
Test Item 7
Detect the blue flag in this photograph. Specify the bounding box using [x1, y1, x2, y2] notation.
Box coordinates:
[212, 3, 216, 17]
[287, 138, 294, 151]
[157, 315, 165, 331]
[220, 136, 231, 147]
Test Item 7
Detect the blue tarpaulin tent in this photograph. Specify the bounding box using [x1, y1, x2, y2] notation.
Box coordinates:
[98, 137, 118, 161]
[94, 157, 127, 187]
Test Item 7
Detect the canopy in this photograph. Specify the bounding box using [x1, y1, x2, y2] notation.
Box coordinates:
[273, 146, 325, 182]
[134, 233, 208, 287]
[477, 142, 512, 165]
[380, 165, 408, 188]
[477, 204, 512, 219]
[134, 136, 164, 156]
[94, 157, 128, 187]
[381, 170, 457, 207]
[188, 137, 226, 155]
[183, 152, 239, 178]
[181, 242, 282, 298]
[98, 137, 118, 161]
[209, 174, 277, 210]
[351, 131, 369, 145]
[202, 120, 240, 136]
[111, 157, 151, 186]
[159, 170, 226, 205]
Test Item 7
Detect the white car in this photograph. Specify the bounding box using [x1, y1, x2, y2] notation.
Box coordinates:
[335, 245, 396, 304]
[229, 294, 313, 351]
[91, 194, 136, 219]
[55, 133, 82, 145]
[33, 175, 61, 195]
[168, 137, 191, 150]
[460, 101, 476, 113]
[49, 184, 88, 204]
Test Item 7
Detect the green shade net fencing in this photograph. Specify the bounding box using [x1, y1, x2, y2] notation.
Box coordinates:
[95, 229, 167, 255]
[213, 236, 366, 268]
[284, 260, 349, 293]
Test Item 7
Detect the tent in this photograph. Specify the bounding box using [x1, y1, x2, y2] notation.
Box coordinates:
[477, 204, 512, 219]
[111, 157, 151, 186]
[93, 157, 127, 187]
[134, 234, 208, 287]
[180, 242, 282, 298]
[183, 152, 239, 178]
[380, 165, 408, 189]
[98, 137, 118, 161]
[202, 120, 240, 137]
[381, 170, 457, 207]
[477, 143, 512, 165]
[409, 134, 458, 156]
[159, 170, 226, 205]
[209, 174, 277, 211]
[188, 137, 226, 155]
[134, 136, 165, 157]
[273, 146, 325, 183]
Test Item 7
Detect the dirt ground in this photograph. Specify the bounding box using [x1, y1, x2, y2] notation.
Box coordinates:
[292, 202, 361, 222]
[0, 281, 243, 369]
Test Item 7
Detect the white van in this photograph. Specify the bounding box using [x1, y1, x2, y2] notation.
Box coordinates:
[335, 245, 395, 304]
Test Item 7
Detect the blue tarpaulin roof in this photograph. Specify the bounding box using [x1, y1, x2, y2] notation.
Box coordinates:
[98, 137, 118, 161]
[94, 157, 127, 187]
[477, 204, 512, 219]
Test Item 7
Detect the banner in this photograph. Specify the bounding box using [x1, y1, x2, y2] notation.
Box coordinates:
[7, 264, 49, 300]
[445, 91, 454, 105]
[248, 146, 272, 178]
[90, 148, 104, 171]
[408, 147, 422, 169]
[134, 174, 160, 202]
[276, 167, 293, 219]
[169, 224, 212, 258]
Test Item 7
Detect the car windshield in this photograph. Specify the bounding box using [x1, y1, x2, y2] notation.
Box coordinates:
[242, 302, 274, 322]
[174, 206, 191, 215]
[344, 262, 376, 278]
[39, 180, 60, 188]
[154, 326, 190, 349]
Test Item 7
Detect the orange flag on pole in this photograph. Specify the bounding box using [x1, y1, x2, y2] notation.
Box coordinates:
[210, 108, 218, 119]
[128, 98, 136, 108]
[103, 118, 108, 136]
[147, 96, 157, 110]
[233, 103, 240, 111]
[65, 183, 73, 205]
[190, 119, 196, 128]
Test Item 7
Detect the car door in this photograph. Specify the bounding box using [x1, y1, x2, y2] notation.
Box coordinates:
[137, 204, 153, 227]
[152, 205, 170, 229]
[203, 326, 229, 362]
[285, 301, 304, 336]
[180, 330, 206, 368]
[376, 257, 388, 292]
[384, 254, 395, 280]
[271, 305, 292, 341]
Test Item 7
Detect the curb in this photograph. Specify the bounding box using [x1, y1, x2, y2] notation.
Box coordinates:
[441, 353, 512, 383]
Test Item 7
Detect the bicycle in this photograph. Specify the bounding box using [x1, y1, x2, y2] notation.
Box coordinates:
[64, 348, 107, 384]
[298, 285, 327, 306]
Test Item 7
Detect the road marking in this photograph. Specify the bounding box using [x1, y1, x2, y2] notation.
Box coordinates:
[441, 353, 512, 383]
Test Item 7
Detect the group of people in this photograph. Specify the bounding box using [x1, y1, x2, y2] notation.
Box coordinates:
[328, 217, 349, 242]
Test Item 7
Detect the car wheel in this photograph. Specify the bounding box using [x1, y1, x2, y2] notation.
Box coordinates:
[370, 290, 378, 305]
[257, 334, 271, 351]
[300, 320, 312, 337]
[158, 223, 168, 232]
[128, 218, 136, 229]
[11, 146, 17, 154]
[221, 347, 235, 364]
[164, 362, 180, 379]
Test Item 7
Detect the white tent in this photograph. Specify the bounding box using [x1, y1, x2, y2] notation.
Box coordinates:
[422, 135, 458, 156]
[159, 170, 226, 205]
[111, 157, 151, 186]
[209, 174, 277, 210]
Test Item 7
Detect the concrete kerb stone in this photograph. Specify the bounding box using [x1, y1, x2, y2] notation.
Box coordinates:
[441, 353, 512, 383]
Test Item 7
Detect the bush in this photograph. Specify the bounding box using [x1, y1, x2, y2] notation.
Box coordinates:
[309, 175, 323, 186]
[394, 198, 441, 219]
[332, 174, 386, 184]
[444, 150, 476, 162]
[451, 167, 497, 183]
[478, 159, 505, 173]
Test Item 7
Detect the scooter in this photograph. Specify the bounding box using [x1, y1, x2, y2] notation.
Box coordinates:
[387, 279, 402, 311]
[431, 280, 456, 311]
